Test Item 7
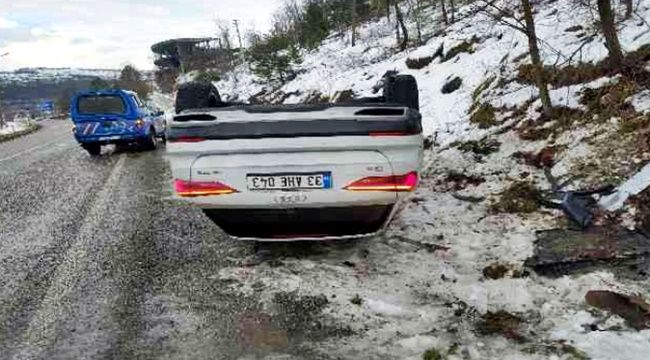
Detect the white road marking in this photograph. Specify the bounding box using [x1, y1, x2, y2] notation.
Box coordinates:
[17, 154, 127, 352]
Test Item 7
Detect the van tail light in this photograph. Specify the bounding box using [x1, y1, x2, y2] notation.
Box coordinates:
[168, 136, 205, 143]
[174, 179, 238, 197]
[344, 171, 418, 192]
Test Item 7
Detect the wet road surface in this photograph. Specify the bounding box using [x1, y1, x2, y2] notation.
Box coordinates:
[0, 120, 347, 360]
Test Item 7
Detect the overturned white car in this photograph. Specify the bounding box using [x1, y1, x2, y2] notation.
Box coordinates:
[166, 75, 423, 241]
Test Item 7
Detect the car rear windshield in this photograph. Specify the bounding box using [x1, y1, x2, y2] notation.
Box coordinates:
[77, 95, 126, 115]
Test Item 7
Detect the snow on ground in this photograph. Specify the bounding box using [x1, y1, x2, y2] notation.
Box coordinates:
[196, 0, 650, 358]
[0, 121, 29, 136]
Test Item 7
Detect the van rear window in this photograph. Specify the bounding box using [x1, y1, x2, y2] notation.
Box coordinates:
[77, 95, 126, 115]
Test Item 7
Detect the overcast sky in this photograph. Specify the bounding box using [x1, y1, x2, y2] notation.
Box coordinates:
[0, 0, 283, 71]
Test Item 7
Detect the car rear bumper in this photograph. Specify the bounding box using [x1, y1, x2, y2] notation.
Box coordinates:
[203, 204, 395, 241]
[75, 133, 147, 145]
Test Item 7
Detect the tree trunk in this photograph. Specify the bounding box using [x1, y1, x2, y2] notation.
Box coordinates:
[351, 0, 357, 47]
[624, 0, 633, 19]
[449, 0, 455, 23]
[440, 0, 448, 25]
[394, 2, 408, 51]
[386, 0, 391, 20]
[597, 0, 624, 68]
[415, 0, 423, 44]
[521, 0, 552, 117]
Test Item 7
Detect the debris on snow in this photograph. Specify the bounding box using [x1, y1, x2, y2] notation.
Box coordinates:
[524, 228, 650, 277]
[599, 163, 650, 211]
[482, 262, 528, 280]
[476, 310, 525, 342]
[585, 290, 650, 330]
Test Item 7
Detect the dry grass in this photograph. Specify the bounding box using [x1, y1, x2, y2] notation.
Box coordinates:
[490, 181, 541, 214]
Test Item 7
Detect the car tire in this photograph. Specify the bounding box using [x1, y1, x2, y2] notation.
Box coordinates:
[145, 128, 158, 150]
[383, 74, 420, 110]
[175, 82, 222, 113]
[83, 143, 101, 156]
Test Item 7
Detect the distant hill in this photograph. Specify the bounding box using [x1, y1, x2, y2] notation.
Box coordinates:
[0, 68, 121, 101]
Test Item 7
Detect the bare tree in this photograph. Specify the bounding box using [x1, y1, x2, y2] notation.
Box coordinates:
[624, 0, 633, 19]
[215, 19, 232, 50]
[440, 0, 449, 25]
[449, 0, 456, 23]
[477, 0, 552, 116]
[387, 0, 392, 20]
[408, 0, 425, 44]
[521, 0, 552, 116]
[351, 0, 358, 46]
[596, 0, 624, 68]
[394, 1, 409, 50]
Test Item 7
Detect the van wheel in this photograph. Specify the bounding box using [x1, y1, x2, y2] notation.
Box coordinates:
[83, 143, 101, 156]
[175, 82, 222, 113]
[145, 129, 158, 150]
[383, 74, 420, 110]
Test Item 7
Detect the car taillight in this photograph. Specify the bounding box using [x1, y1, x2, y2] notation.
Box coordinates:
[174, 179, 238, 197]
[344, 171, 418, 192]
[168, 137, 205, 143]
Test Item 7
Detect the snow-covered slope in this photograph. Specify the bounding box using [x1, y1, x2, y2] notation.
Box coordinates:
[216, 0, 649, 144]
[0, 67, 121, 85]
[202, 1, 650, 359]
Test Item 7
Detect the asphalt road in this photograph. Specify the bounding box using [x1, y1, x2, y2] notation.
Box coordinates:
[0, 120, 344, 360]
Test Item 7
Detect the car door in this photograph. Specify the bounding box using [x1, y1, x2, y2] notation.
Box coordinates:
[131, 95, 160, 133]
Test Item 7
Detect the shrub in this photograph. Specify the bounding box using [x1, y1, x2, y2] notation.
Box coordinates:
[470, 103, 497, 129]
[247, 34, 301, 84]
[194, 70, 221, 83]
[490, 182, 541, 214]
[455, 138, 501, 156]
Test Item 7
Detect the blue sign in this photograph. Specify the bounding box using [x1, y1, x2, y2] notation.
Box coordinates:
[39, 100, 54, 112]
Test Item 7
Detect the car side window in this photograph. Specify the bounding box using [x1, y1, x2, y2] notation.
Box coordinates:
[131, 95, 143, 108]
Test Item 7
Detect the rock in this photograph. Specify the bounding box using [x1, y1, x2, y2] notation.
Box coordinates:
[585, 290, 650, 330]
[441, 76, 463, 94]
[406, 56, 434, 69]
[564, 25, 584, 32]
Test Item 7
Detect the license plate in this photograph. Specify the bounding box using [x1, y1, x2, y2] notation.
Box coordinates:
[247, 172, 331, 191]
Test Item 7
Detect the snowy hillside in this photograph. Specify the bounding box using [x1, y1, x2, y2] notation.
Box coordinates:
[216, 1, 649, 144]
[0, 67, 121, 85]
[171, 0, 650, 358]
